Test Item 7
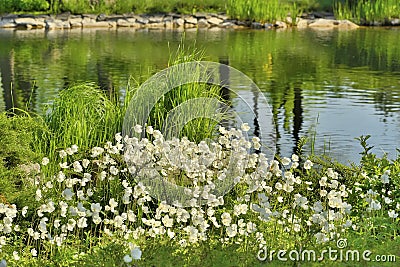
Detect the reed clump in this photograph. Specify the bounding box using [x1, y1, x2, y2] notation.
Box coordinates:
[334, 0, 400, 25]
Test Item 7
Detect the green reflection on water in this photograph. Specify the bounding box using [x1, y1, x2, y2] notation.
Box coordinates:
[0, 27, 399, 162]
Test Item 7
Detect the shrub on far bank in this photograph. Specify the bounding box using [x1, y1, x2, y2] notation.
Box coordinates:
[0, 0, 49, 13]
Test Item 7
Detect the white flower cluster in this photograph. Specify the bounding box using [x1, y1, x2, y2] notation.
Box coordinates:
[0, 124, 398, 264]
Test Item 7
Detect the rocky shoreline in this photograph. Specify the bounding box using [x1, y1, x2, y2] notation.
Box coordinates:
[0, 12, 367, 31]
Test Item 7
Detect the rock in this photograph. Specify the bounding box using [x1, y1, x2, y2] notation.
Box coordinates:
[45, 20, 64, 30]
[236, 21, 249, 27]
[274, 21, 287, 28]
[149, 16, 163, 23]
[147, 22, 165, 28]
[264, 23, 274, 29]
[117, 19, 130, 27]
[251, 22, 262, 28]
[391, 18, 400, 25]
[208, 17, 223, 25]
[70, 15, 82, 19]
[165, 20, 174, 29]
[194, 12, 209, 19]
[185, 16, 197, 25]
[70, 18, 83, 28]
[82, 17, 100, 27]
[173, 18, 185, 27]
[103, 15, 124, 21]
[82, 14, 97, 19]
[296, 18, 310, 28]
[308, 18, 335, 27]
[56, 12, 71, 21]
[221, 22, 237, 28]
[3, 14, 18, 19]
[337, 19, 359, 29]
[110, 21, 118, 27]
[14, 18, 45, 28]
[62, 21, 71, 29]
[136, 17, 149, 24]
[97, 13, 107, 21]
[216, 14, 228, 20]
[163, 16, 174, 28]
[0, 19, 16, 28]
[197, 18, 209, 28]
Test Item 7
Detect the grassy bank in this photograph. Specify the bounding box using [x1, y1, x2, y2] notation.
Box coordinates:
[1, 0, 399, 24]
[0, 45, 399, 266]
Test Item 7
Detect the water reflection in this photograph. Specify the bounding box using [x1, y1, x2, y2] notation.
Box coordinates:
[0, 27, 399, 163]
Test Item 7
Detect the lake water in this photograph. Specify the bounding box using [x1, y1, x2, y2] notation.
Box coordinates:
[0, 27, 399, 163]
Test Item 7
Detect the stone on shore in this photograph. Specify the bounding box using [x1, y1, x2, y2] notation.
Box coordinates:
[207, 17, 223, 26]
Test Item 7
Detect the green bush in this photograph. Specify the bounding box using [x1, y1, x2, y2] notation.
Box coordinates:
[18, 0, 49, 11]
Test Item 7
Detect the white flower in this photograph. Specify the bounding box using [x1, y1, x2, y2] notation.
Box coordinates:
[241, 123, 250, 132]
[91, 147, 104, 158]
[221, 212, 232, 226]
[13, 251, 19, 261]
[77, 217, 87, 228]
[291, 154, 299, 162]
[110, 166, 119, 175]
[388, 210, 398, 219]
[59, 150, 67, 158]
[304, 160, 313, 170]
[35, 189, 42, 201]
[91, 203, 102, 213]
[294, 194, 308, 210]
[73, 161, 83, 173]
[226, 224, 238, 238]
[369, 200, 381, 211]
[123, 254, 132, 263]
[31, 248, 37, 257]
[62, 189, 74, 201]
[162, 215, 173, 228]
[233, 204, 248, 216]
[59, 162, 69, 169]
[281, 157, 291, 166]
[315, 232, 329, 244]
[82, 159, 90, 168]
[71, 145, 78, 153]
[381, 170, 390, 184]
[131, 247, 142, 260]
[41, 157, 49, 166]
[319, 176, 328, 187]
[67, 219, 76, 231]
[22, 206, 28, 217]
[134, 125, 142, 133]
[109, 198, 118, 212]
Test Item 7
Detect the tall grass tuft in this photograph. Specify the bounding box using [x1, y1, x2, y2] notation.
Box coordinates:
[334, 0, 400, 25]
[43, 83, 122, 155]
[141, 44, 228, 142]
[226, 0, 304, 24]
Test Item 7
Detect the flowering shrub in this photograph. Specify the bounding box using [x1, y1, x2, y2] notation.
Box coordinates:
[0, 125, 399, 265]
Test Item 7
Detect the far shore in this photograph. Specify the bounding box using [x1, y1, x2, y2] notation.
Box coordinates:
[0, 12, 370, 31]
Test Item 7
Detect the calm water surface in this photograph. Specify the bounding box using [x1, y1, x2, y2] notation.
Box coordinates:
[0, 27, 399, 163]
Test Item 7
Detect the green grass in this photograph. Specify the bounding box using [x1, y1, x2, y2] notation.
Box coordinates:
[334, 0, 400, 25]
[226, 0, 303, 23]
